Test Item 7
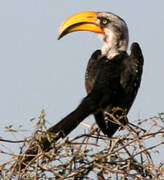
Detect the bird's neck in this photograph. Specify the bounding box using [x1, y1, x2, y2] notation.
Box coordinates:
[99, 31, 128, 60]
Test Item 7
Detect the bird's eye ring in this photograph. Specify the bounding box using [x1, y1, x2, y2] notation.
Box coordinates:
[102, 19, 108, 25]
[99, 17, 110, 26]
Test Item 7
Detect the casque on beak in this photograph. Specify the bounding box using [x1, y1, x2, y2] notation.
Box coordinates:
[58, 11, 104, 40]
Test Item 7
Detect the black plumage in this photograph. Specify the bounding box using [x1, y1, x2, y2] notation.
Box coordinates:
[85, 43, 143, 137]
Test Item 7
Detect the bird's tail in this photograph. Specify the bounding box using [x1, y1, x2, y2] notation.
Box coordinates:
[14, 91, 102, 170]
[48, 90, 102, 138]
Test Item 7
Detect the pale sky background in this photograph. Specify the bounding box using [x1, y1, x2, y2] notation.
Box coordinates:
[0, 1, 164, 164]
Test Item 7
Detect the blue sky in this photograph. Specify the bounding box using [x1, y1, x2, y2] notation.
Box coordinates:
[0, 1, 164, 163]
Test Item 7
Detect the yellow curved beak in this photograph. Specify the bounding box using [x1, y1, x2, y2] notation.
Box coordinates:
[58, 11, 104, 40]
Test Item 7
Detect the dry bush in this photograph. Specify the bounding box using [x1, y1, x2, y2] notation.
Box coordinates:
[0, 110, 164, 179]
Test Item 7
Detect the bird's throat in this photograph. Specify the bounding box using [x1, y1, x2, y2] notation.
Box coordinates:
[99, 32, 128, 60]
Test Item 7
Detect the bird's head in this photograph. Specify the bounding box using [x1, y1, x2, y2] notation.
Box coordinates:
[58, 11, 129, 59]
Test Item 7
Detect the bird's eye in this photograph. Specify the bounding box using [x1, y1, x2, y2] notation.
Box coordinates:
[99, 17, 110, 26]
[102, 18, 108, 25]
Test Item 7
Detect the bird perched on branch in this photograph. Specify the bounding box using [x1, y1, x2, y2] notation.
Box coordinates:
[48, 11, 144, 138]
[17, 11, 144, 169]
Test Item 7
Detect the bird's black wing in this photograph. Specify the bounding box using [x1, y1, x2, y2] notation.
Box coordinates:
[120, 42, 144, 111]
[85, 50, 128, 137]
[104, 42, 144, 136]
[105, 43, 143, 136]
[85, 50, 102, 94]
[85, 43, 144, 137]
[85, 50, 116, 136]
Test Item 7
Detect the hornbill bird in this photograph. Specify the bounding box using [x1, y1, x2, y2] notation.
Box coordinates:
[17, 12, 144, 169]
[48, 11, 143, 138]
